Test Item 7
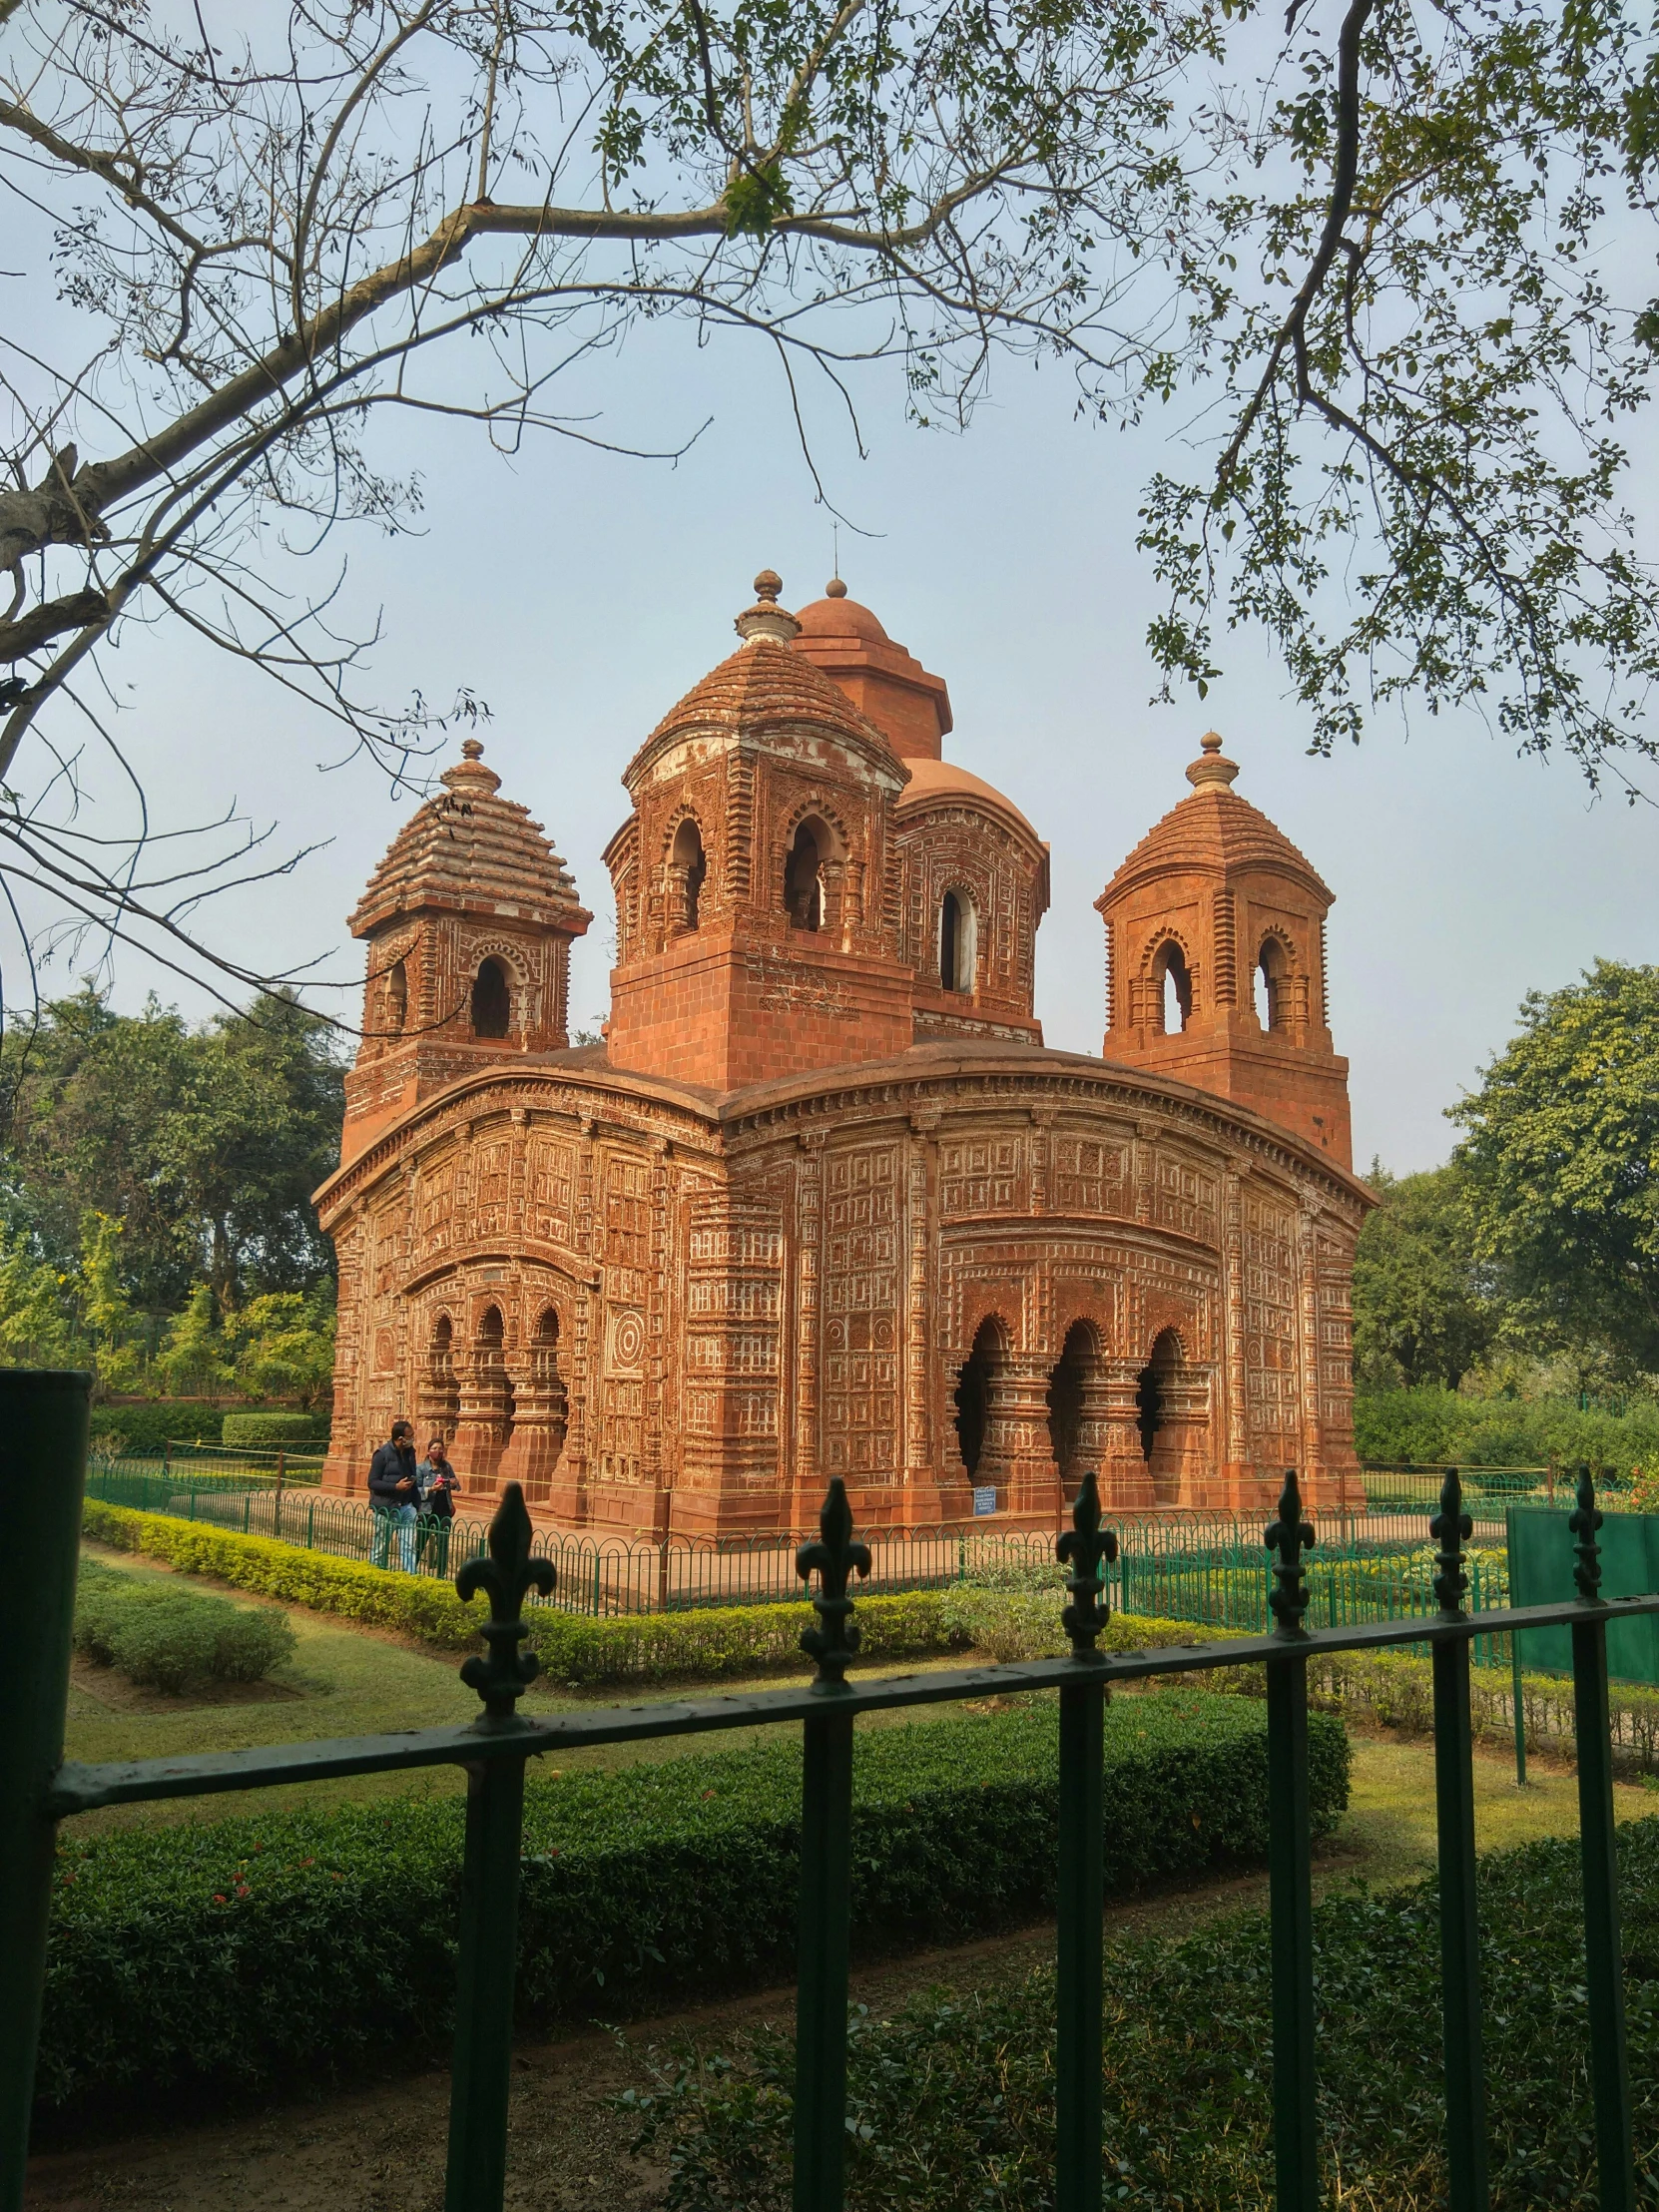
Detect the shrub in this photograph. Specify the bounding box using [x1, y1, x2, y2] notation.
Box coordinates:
[621, 1817, 1659, 2210]
[84, 1401, 224, 1457]
[73, 1559, 294, 1689]
[37, 1690, 1348, 2119]
[1354, 1384, 1659, 1474]
[79, 1500, 963, 1679]
[221, 1411, 326, 1448]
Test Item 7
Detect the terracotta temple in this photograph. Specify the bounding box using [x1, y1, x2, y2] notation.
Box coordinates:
[315, 572, 1372, 1533]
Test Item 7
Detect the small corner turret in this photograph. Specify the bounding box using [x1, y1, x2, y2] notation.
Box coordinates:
[1096, 733, 1352, 1167]
[340, 739, 592, 1161]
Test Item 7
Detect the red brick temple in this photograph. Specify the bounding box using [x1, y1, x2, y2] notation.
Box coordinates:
[315, 572, 1372, 1532]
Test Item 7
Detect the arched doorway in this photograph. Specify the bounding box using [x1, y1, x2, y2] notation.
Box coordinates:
[954, 1317, 1004, 1480]
[1135, 1328, 1184, 1500]
[453, 1303, 514, 1487]
[499, 1304, 567, 1502]
[1047, 1320, 1103, 1490]
[418, 1313, 460, 1438]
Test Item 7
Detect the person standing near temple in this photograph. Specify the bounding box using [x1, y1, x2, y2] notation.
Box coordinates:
[416, 1435, 461, 1572]
[367, 1418, 420, 1572]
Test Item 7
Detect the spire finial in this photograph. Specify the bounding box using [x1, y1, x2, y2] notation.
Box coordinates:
[461, 737, 484, 761]
[735, 568, 802, 646]
[1187, 729, 1240, 791]
[826, 577, 848, 599]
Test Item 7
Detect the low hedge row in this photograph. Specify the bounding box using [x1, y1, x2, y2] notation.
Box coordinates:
[75, 1558, 295, 1690]
[220, 1411, 326, 1448]
[39, 1690, 1350, 2120]
[625, 1816, 1659, 2208]
[79, 1500, 960, 1682]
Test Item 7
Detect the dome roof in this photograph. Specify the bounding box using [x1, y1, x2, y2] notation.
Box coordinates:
[349, 740, 591, 938]
[790, 576, 952, 757]
[894, 754, 1043, 847]
[796, 581, 891, 646]
[630, 573, 902, 787]
[1101, 736, 1332, 904]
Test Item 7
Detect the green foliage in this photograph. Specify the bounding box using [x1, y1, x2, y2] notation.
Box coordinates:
[36, 1691, 1347, 2119]
[0, 983, 343, 1318]
[1353, 1162, 1496, 1390]
[1353, 1385, 1659, 1473]
[73, 1558, 294, 1690]
[225, 1290, 335, 1410]
[220, 1408, 329, 1448]
[79, 1500, 960, 1676]
[84, 1401, 233, 1456]
[1452, 961, 1659, 1382]
[622, 1819, 1659, 2209]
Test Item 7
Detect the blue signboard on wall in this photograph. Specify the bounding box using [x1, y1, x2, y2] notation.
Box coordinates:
[972, 1484, 997, 1516]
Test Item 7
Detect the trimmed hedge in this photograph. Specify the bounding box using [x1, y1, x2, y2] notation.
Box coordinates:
[625, 1816, 1659, 2209]
[74, 1558, 295, 1690]
[221, 1411, 326, 1448]
[79, 1500, 961, 1680]
[38, 1690, 1349, 2119]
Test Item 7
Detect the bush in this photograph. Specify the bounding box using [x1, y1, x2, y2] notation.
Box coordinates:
[37, 1690, 1348, 2119]
[73, 1559, 295, 1690]
[221, 1411, 327, 1448]
[622, 1817, 1659, 2210]
[79, 1500, 963, 1678]
[1354, 1385, 1659, 1474]
[84, 1401, 224, 1457]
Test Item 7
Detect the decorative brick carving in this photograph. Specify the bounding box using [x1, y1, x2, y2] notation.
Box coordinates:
[317, 577, 1375, 1533]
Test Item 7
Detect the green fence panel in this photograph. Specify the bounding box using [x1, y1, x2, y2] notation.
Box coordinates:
[1507, 1504, 1659, 1682]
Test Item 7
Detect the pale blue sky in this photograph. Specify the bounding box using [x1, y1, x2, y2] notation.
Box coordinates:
[53, 318, 1659, 1176]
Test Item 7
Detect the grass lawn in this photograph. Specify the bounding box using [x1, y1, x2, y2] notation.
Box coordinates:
[67, 1542, 1659, 1869]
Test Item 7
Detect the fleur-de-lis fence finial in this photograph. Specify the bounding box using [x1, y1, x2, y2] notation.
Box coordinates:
[1430, 1466, 1473, 1617]
[796, 1477, 870, 1690]
[1057, 1470, 1119, 1658]
[456, 1482, 556, 1723]
[1265, 1468, 1317, 1637]
[1569, 1462, 1604, 1604]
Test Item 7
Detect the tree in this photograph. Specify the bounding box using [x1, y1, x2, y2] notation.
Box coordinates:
[2, 985, 344, 1309]
[0, 0, 1655, 1005]
[229, 1289, 337, 1411]
[1353, 1161, 1496, 1390]
[1450, 960, 1659, 1382]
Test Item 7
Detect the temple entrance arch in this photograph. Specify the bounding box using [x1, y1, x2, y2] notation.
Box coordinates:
[953, 1317, 1004, 1478]
[498, 1303, 569, 1502]
[453, 1302, 514, 1490]
[1135, 1327, 1210, 1505]
[1046, 1319, 1108, 1493]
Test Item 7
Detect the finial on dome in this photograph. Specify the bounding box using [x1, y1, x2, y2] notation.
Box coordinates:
[442, 733, 501, 796]
[1186, 729, 1240, 792]
[735, 568, 802, 646]
[826, 577, 848, 599]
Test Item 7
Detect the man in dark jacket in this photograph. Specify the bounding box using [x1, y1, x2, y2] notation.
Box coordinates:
[367, 1419, 420, 1571]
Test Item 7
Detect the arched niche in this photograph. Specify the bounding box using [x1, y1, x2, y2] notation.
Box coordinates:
[471, 956, 512, 1039]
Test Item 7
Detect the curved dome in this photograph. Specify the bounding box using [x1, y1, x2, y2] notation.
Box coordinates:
[349, 740, 590, 937]
[1104, 788, 1333, 904]
[796, 587, 891, 646]
[642, 635, 894, 761]
[894, 754, 1042, 847]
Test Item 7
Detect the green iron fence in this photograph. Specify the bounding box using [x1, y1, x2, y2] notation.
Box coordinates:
[86, 1455, 1464, 1627]
[5, 1368, 1656, 2212]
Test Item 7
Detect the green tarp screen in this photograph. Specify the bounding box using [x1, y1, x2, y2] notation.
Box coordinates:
[1506, 1505, 1659, 1683]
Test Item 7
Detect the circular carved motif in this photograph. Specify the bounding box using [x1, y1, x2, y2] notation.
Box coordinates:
[373, 1328, 396, 1373]
[610, 1310, 646, 1373]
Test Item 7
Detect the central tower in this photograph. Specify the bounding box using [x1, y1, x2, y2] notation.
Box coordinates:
[603, 572, 916, 1090]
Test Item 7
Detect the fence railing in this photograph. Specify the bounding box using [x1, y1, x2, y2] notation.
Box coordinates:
[5, 1375, 1652, 2212]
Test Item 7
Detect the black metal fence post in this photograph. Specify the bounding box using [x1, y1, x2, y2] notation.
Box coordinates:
[794, 1480, 868, 2212]
[1430, 1471, 1489, 2212]
[1265, 1471, 1319, 2212]
[1568, 1469, 1635, 2212]
[443, 1485, 553, 2212]
[1055, 1473, 1117, 2212]
[0, 1370, 91, 2212]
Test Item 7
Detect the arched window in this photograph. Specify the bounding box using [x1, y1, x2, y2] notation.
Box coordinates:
[953, 1317, 1005, 1477]
[384, 957, 407, 1035]
[1155, 942, 1192, 1035]
[471, 956, 511, 1039]
[939, 889, 977, 994]
[785, 821, 825, 931]
[671, 819, 706, 933]
[1256, 936, 1289, 1032]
